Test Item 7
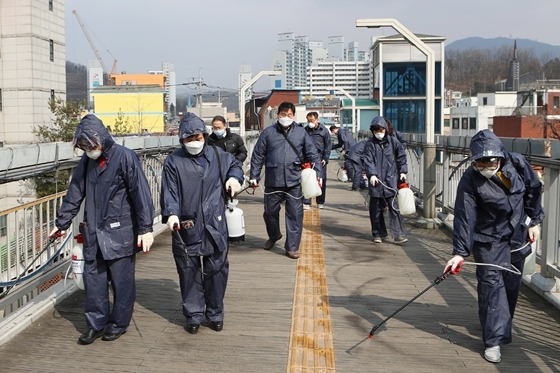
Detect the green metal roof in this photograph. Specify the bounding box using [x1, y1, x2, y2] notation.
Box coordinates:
[341, 99, 379, 107]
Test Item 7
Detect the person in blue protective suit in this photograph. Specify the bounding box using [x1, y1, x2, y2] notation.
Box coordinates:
[444, 129, 544, 364]
[385, 118, 407, 149]
[207, 115, 248, 163]
[49, 114, 155, 345]
[346, 139, 370, 191]
[363, 116, 408, 244]
[249, 102, 323, 259]
[330, 125, 357, 189]
[161, 112, 243, 335]
[302, 112, 332, 210]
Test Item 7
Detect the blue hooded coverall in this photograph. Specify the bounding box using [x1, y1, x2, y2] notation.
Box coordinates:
[332, 127, 357, 182]
[250, 121, 322, 253]
[363, 118, 408, 239]
[55, 114, 154, 334]
[303, 122, 332, 206]
[346, 139, 369, 190]
[160, 113, 243, 325]
[453, 129, 544, 348]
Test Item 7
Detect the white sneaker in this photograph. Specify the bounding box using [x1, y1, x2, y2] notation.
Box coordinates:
[484, 346, 501, 363]
[318, 204, 324, 209]
[303, 204, 310, 210]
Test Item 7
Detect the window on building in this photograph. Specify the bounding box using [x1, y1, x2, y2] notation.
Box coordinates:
[554, 96, 559, 109]
[49, 40, 54, 61]
[49, 0, 53, 11]
[461, 118, 468, 129]
[452, 118, 459, 129]
[483, 97, 488, 105]
[50, 90, 55, 100]
[444, 119, 450, 127]
[0, 215, 6, 236]
[469, 117, 477, 129]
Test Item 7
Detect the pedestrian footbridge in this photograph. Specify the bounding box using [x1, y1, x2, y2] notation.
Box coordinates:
[1, 158, 560, 371]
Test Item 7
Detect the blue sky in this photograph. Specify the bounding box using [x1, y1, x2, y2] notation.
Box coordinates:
[65, 0, 560, 92]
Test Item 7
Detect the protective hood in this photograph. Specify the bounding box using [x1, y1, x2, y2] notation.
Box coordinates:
[369, 116, 388, 132]
[179, 112, 207, 140]
[470, 129, 505, 161]
[73, 114, 114, 151]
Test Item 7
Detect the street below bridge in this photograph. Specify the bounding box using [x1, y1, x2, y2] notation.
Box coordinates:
[1, 164, 559, 372]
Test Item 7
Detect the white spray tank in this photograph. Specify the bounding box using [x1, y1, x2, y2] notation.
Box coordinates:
[71, 234, 85, 290]
[225, 198, 245, 242]
[397, 182, 416, 215]
[339, 167, 348, 182]
[301, 163, 322, 199]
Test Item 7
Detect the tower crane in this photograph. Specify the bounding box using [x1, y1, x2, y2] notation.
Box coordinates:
[72, 9, 118, 83]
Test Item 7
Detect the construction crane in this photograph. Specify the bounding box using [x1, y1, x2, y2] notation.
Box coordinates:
[72, 9, 118, 83]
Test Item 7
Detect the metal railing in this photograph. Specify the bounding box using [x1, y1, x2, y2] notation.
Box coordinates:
[0, 192, 70, 317]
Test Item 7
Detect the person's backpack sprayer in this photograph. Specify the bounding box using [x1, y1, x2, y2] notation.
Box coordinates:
[225, 187, 245, 242]
[301, 162, 322, 199]
[397, 181, 416, 215]
[337, 167, 349, 182]
[71, 233, 85, 290]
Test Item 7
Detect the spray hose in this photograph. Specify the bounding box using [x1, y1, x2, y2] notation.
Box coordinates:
[0, 234, 59, 299]
[457, 240, 532, 276]
[250, 163, 321, 200]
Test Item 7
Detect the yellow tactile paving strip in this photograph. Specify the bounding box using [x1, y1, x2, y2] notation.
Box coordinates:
[287, 205, 336, 373]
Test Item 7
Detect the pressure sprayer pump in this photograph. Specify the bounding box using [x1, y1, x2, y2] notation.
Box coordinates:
[72, 234, 85, 290]
[397, 182, 416, 215]
[338, 167, 348, 182]
[225, 188, 245, 242]
[301, 163, 322, 199]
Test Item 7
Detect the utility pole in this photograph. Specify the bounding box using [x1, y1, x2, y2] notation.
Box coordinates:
[198, 68, 203, 119]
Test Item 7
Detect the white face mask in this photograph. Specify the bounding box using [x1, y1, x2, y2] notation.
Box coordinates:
[278, 117, 293, 127]
[307, 122, 316, 129]
[213, 129, 226, 138]
[184, 141, 205, 155]
[86, 150, 102, 160]
[479, 168, 498, 178]
[374, 133, 385, 140]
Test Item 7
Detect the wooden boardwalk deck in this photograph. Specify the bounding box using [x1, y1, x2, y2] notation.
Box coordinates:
[1, 164, 560, 372]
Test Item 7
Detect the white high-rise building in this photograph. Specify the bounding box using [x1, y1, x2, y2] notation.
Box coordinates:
[0, 0, 66, 146]
[162, 62, 176, 114]
[303, 61, 372, 99]
[327, 36, 345, 61]
[271, 33, 370, 92]
[271, 32, 327, 89]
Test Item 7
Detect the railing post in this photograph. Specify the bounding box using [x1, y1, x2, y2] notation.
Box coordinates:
[531, 165, 559, 294]
[441, 149, 450, 210]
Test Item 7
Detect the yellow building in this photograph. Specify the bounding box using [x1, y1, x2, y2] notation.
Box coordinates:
[91, 85, 166, 133]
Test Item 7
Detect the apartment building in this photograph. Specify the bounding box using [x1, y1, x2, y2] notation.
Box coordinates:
[0, 0, 66, 146]
[302, 61, 372, 99]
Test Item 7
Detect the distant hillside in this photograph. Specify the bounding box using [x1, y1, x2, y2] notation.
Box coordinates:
[447, 37, 560, 58]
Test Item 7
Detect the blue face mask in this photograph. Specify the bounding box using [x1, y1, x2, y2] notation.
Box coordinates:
[214, 129, 226, 138]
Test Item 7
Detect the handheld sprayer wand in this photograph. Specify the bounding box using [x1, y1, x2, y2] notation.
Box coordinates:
[367, 269, 453, 338]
